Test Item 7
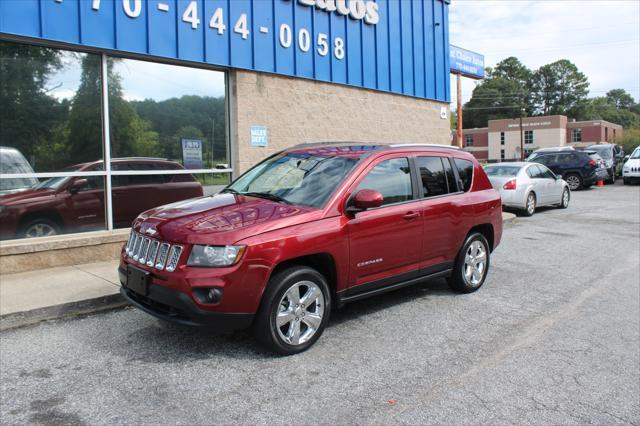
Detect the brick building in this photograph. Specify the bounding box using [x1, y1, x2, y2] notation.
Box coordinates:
[462, 115, 623, 162]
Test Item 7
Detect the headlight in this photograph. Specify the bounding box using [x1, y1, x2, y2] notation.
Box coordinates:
[187, 245, 246, 267]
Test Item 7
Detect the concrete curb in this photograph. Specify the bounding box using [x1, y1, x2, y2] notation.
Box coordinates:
[0, 293, 127, 332]
[502, 212, 517, 226]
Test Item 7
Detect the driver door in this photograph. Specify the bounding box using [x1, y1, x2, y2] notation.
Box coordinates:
[345, 155, 423, 292]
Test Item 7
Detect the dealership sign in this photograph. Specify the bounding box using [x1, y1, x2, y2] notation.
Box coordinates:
[450, 45, 484, 79]
[181, 139, 204, 169]
[0, 0, 451, 103]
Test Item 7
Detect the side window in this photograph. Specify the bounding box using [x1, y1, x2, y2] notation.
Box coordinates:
[539, 165, 556, 179]
[453, 158, 474, 192]
[536, 155, 552, 165]
[355, 158, 413, 206]
[526, 166, 537, 179]
[442, 157, 458, 193]
[416, 156, 447, 198]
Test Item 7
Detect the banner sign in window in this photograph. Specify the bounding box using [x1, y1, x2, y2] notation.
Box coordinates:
[0, 0, 451, 103]
[181, 139, 203, 169]
[250, 126, 268, 147]
[449, 45, 484, 79]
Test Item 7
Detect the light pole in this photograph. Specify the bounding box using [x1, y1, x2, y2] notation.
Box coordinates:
[519, 107, 525, 161]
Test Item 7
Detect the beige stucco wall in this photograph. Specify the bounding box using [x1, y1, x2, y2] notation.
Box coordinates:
[229, 70, 451, 174]
[489, 128, 567, 161]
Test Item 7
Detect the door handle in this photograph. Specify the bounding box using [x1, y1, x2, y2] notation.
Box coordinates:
[403, 211, 419, 220]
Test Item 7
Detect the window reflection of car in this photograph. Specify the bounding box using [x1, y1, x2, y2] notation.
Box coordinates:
[0, 146, 38, 196]
[0, 158, 203, 239]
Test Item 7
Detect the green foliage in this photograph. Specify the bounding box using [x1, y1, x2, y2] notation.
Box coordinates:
[618, 128, 640, 154]
[462, 56, 639, 132]
[531, 60, 589, 116]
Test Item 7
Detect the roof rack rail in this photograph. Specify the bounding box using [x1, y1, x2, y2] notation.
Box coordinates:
[389, 143, 461, 150]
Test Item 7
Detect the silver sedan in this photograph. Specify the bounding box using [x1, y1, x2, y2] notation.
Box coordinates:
[484, 162, 571, 216]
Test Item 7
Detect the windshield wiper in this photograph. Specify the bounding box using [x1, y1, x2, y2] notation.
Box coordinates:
[243, 191, 292, 204]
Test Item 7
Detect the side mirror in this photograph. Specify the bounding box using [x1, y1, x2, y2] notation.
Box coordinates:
[555, 174, 562, 180]
[69, 178, 88, 193]
[347, 189, 384, 214]
[624, 155, 630, 162]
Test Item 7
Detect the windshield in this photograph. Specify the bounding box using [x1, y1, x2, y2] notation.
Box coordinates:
[484, 165, 522, 176]
[32, 165, 83, 190]
[630, 148, 640, 159]
[587, 145, 612, 159]
[225, 149, 362, 208]
[526, 152, 539, 161]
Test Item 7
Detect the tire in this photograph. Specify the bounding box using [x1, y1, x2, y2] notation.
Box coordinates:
[254, 266, 331, 355]
[608, 169, 616, 184]
[559, 187, 570, 209]
[448, 232, 491, 293]
[521, 192, 536, 217]
[623, 178, 628, 185]
[19, 218, 60, 238]
[564, 173, 582, 191]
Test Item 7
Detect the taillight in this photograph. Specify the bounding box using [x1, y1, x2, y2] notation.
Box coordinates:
[588, 159, 597, 167]
[503, 179, 517, 190]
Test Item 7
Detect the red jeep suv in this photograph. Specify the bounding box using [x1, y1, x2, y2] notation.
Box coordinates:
[119, 144, 502, 354]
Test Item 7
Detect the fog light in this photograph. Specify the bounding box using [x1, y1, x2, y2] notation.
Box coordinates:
[193, 287, 223, 304]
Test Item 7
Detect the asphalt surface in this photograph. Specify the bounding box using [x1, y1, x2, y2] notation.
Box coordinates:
[1, 181, 639, 425]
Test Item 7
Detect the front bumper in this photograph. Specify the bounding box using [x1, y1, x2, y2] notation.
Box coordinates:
[119, 268, 254, 332]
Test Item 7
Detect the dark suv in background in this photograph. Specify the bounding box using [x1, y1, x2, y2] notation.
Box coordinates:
[0, 158, 203, 239]
[527, 148, 603, 191]
[585, 143, 625, 184]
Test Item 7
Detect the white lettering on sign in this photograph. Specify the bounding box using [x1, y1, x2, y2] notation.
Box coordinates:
[507, 121, 552, 128]
[295, 0, 379, 25]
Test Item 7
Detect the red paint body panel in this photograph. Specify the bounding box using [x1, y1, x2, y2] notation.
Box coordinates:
[120, 145, 503, 318]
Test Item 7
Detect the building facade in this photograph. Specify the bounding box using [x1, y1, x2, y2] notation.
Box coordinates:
[0, 0, 452, 242]
[463, 115, 623, 162]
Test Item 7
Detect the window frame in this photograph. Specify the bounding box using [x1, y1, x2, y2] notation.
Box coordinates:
[571, 128, 582, 143]
[524, 130, 534, 144]
[0, 38, 232, 236]
[346, 154, 418, 210]
[500, 132, 505, 146]
[464, 134, 474, 147]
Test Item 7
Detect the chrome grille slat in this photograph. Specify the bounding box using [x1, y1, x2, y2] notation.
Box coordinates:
[146, 240, 160, 267]
[165, 245, 183, 272]
[126, 230, 135, 253]
[155, 243, 170, 270]
[132, 233, 144, 260]
[138, 237, 151, 264]
[127, 233, 138, 257]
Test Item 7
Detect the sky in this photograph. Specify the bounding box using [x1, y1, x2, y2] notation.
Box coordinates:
[449, 0, 640, 105]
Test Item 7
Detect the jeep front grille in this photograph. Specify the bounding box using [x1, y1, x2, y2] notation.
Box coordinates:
[126, 230, 183, 272]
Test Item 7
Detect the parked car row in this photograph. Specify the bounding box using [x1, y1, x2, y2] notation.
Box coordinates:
[484, 143, 639, 216]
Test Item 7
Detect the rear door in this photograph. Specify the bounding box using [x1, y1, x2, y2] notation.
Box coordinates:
[414, 156, 460, 270]
[538, 164, 563, 202]
[346, 155, 423, 290]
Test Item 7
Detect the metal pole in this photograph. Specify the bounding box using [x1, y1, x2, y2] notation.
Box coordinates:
[519, 112, 524, 161]
[101, 54, 114, 231]
[456, 73, 463, 148]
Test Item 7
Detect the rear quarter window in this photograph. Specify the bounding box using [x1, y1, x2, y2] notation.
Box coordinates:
[453, 158, 474, 192]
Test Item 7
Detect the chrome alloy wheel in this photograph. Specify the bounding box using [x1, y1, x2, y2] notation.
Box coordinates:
[562, 189, 570, 207]
[24, 223, 57, 238]
[463, 240, 487, 286]
[276, 281, 325, 346]
[565, 175, 580, 191]
[526, 193, 536, 215]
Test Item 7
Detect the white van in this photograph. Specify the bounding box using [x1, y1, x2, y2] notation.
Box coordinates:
[0, 146, 38, 195]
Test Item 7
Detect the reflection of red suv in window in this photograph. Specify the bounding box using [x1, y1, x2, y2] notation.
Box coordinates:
[0, 158, 203, 239]
[119, 144, 503, 355]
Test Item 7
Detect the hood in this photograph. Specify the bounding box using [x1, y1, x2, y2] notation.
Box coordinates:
[624, 158, 640, 167]
[134, 193, 321, 246]
[0, 188, 56, 206]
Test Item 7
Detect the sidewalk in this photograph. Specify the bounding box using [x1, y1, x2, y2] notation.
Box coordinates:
[0, 213, 517, 331]
[0, 260, 124, 331]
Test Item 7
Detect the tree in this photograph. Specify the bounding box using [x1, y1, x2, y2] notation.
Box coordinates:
[531, 59, 589, 116]
[606, 89, 635, 110]
[618, 128, 640, 153]
[0, 42, 66, 171]
[463, 78, 525, 128]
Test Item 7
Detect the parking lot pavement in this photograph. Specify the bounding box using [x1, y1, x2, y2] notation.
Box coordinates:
[1, 182, 638, 425]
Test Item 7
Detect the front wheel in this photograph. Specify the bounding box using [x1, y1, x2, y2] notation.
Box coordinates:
[448, 233, 490, 293]
[254, 266, 331, 355]
[608, 169, 616, 184]
[559, 188, 570, 209]
[20, 218, 60, 238]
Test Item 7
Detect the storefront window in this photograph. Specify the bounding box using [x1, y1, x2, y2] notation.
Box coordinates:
[0, 41, 230, 241]
[107, 58, 227, 170]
